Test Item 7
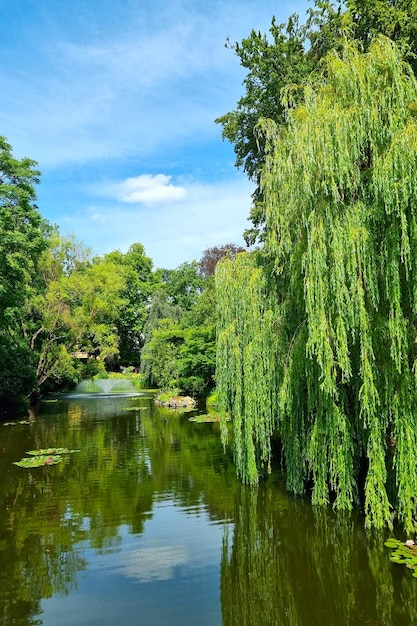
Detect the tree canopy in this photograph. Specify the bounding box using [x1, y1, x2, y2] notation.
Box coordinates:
[0, 138, 48, 408]
[216, 0, 417, 244]
[216, 36, 417, 531]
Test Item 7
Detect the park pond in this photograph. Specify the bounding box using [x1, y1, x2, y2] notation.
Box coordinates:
[1, 388, 417, 625]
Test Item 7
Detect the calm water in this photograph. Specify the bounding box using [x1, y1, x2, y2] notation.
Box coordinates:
[0, 392, 416, 626]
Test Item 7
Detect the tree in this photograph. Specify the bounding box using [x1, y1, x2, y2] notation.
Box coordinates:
[346, 0, 417, 70]
[140, 318, 184, 390]
[178, 278, 217, 396]
[159, 261, 205, 312]
[0, 137, 48, 409]
[217, 37, 417, 531]
[105, 243, 157, 368]
[22, 237, 128, 390]
[141, 263, 217, 396]
[199, 243, 246, 277]
[216, 252, 281, 484]
[217, 1, 417, 244]
[0, 136, 48, 313]
[140, 289, 182, 387]
[215, 14, 310, 245]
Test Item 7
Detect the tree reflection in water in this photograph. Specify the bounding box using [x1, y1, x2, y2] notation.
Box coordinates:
[221, 478, 417, 625]
[2, 395, 417, 625]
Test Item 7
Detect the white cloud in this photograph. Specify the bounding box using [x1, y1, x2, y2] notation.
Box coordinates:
[121, 545, 189, 582]
[116, 175, 187, 205]
[61, 175, 255, 268]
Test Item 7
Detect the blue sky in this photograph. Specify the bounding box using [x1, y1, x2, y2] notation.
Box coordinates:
[1, 0, 308, 268]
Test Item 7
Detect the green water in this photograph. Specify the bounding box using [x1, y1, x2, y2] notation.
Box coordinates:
[0, 393, 415, 625]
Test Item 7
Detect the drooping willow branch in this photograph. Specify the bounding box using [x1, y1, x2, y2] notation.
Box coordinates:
[216, 36, 417, 531]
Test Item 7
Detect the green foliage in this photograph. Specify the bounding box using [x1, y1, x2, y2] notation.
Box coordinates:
[24, 238, 130, 389]
[159, 260, 205, 311]
[216, 38, 417, 531]
[217, 1, 417, 245]
[206, 390, 218, 410]
[106, 243, 157, 367]
[216, 252, 282, 484]
[141, 266, 216, 396]
[141, 319, 184, 390]
[0, 136, 49, 407]
[0, 136, 48, 313]
[385, 539, 417, 577]
[0, 336, 37, 401]
[346, 0, 417, 70]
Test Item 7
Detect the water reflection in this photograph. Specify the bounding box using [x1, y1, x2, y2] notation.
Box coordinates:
[0, 394, 234, 625]
[221, 478, 417, 625]
[1, 395, 417, 625]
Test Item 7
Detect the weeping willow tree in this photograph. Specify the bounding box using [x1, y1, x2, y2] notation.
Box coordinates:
[216, 36, 417, 531]
[216, 252, 283, 484]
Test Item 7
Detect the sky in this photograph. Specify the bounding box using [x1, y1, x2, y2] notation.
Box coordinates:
[1, 0, 308, 269]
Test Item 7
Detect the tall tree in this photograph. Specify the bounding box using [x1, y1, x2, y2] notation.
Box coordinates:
[105, 243, 157, 368]
[159, 261, 205, 312]
[0, 137, 47, 313]
[0, 137, 48, 408]
[217, 37, 417, 531]
[22, 238, 128, 389]
[215, 14, 309, 244]
[217, 0, 417, 244]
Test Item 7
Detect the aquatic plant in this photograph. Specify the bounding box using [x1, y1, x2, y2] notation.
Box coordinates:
[13, 447, 79, 468]
[385, 539, 417, 577]
[26, 448, 79, 455]
[13, 455, 63, 468]
[189, 413, 226, 423]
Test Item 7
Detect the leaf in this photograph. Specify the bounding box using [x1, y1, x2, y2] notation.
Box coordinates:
[26, 448, 79, 456]
[123, 406, 147, 411]
[13, 455, 63, 468]
[189, 413, 221, 423]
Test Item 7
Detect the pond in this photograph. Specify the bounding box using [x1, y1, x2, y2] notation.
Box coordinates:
[0, 391, 416, 625]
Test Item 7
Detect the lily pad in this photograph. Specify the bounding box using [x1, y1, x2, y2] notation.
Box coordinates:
[26, 448, 79, 456]
[123, 406, 147, 411]
[189, 412, 231, 423]
[189, 414, 221, 423]
[385, 538, 417, 575]
[13, 455, 63, 468]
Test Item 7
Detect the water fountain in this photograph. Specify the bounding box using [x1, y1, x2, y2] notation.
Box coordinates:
[76, 378, 136, 394]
